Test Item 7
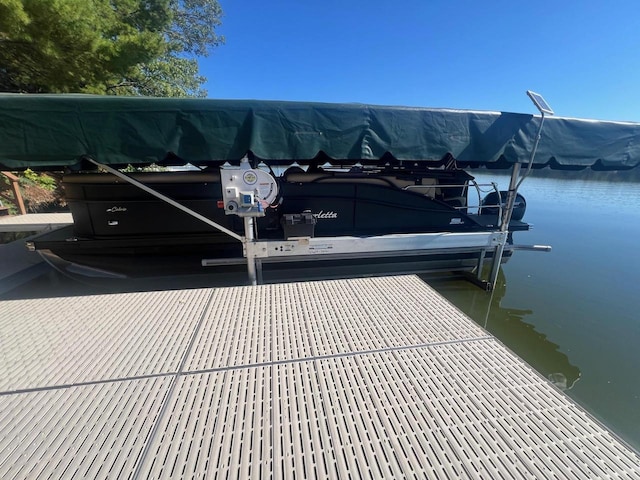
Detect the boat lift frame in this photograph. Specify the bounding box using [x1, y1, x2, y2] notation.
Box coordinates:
[82, 91, 552, 289]
[85, 157, 510, 288]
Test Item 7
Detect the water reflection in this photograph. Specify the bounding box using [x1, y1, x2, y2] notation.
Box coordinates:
[429, 269, 581, 391]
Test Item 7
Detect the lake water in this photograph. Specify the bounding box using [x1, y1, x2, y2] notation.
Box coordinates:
[432, 173, 640, 451]
[2, 173, 639, 451]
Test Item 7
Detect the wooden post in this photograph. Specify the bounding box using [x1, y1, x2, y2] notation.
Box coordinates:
[1, 172, 27, 215]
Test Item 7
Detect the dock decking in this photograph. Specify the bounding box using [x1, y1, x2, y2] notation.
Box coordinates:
[0, 212, 73, 232]
[1, 275, 639, 478]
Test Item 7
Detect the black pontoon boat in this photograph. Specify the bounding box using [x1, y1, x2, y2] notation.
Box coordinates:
[36, 163, 525, 281]
[1, 94, 638, 286]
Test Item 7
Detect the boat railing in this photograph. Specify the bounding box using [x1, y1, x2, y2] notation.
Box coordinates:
[469, 180, 502, 217]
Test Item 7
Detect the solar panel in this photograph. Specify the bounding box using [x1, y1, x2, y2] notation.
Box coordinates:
[527, 90, 554, 115]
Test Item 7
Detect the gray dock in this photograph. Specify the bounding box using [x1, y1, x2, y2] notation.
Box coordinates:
[0, 212, 73, 232]
[1, 275, 639, 479]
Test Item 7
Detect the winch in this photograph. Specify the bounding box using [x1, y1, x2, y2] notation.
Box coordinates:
[220, 159, 279, 217]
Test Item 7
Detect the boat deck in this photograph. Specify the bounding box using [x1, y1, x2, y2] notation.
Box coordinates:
[0, 212, 73, 232]
[1, 275, 638, 479]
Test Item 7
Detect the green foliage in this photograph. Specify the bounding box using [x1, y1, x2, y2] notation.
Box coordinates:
[108, 54, 208, 97]
[167, 0, 224, 56]
[0, 0, 223, 97]
[0, 170, 64, 213]
[20, 169, 57, 190]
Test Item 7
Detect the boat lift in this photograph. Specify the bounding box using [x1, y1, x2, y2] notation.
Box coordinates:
[85, 91, 553, 289]
[88, 157, 509, 287]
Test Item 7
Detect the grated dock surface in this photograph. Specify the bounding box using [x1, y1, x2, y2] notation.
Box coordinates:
[0, 212, 73, 232]
[0, 288, 212, 391]
[0, 275, 638, 479]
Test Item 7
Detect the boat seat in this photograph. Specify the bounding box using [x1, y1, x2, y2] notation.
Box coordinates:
[443, 196, 468, 209]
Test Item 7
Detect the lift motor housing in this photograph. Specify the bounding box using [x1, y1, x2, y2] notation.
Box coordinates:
[220, 163, 278, 217]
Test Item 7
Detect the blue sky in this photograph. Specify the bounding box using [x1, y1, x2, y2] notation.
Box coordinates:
[201, 1, 640, 122]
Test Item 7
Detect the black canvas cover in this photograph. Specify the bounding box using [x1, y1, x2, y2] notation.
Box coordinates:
[1, 94, 639, 170]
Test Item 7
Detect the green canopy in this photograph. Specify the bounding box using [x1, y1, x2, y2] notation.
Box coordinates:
[1, 94, 639, 170]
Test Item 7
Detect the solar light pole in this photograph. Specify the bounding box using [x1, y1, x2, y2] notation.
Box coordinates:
[517, 91, 554, 190]
[488, 91, 554, 290]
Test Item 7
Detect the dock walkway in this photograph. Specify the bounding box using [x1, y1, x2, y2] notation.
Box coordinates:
[0, 212, 72, 232]
[1, 275, 639, 478]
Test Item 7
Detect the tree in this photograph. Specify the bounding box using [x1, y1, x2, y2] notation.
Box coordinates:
[0, 0, 223, 97]
[106, 0, 224, 97]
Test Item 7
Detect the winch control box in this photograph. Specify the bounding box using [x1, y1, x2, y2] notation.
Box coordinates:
[220, 162, 278, 217]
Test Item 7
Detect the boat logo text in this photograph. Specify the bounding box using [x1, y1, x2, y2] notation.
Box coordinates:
[313, 210, 338, 219]
[106, 206, 128, 213]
